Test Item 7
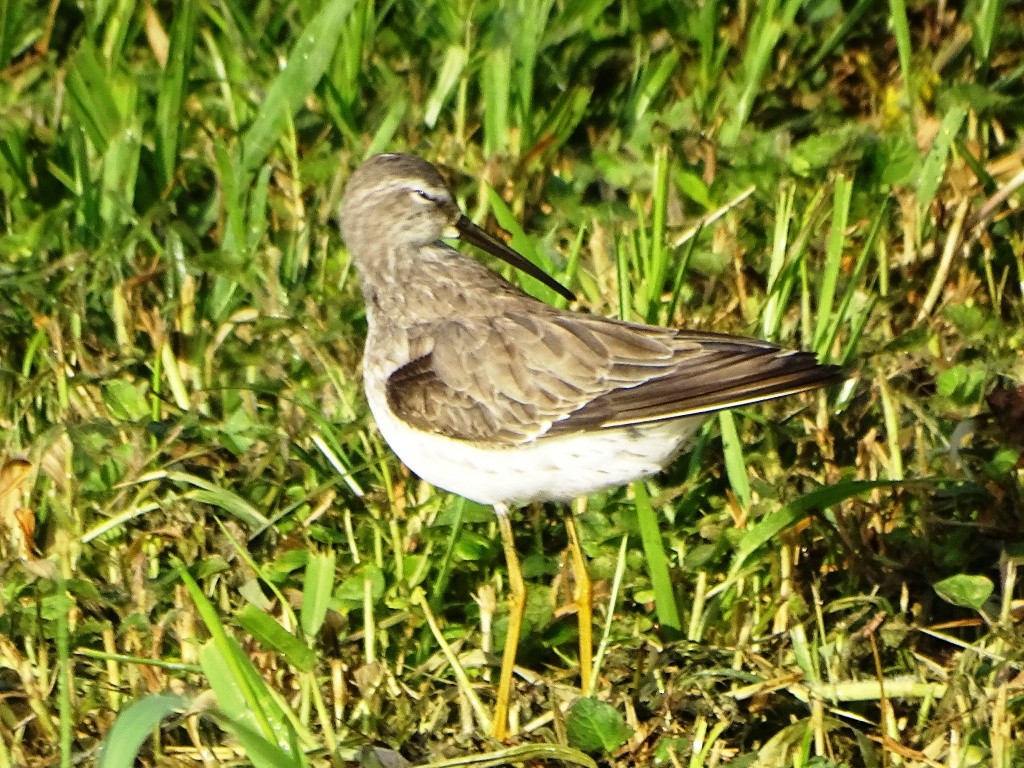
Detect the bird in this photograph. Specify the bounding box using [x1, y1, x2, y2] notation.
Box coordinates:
[339, 152, 841, 739]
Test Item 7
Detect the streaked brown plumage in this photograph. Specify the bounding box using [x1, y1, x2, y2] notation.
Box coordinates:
[340, 152, 841, 739]
[388, 315, 832, 443]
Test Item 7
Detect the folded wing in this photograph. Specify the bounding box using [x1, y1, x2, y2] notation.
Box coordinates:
[386, 311, 841, 445]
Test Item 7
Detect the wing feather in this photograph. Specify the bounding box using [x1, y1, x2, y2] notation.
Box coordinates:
[385, 312, 841, 444]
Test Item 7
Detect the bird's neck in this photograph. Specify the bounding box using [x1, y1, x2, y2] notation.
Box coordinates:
[358, 244, 527, 331]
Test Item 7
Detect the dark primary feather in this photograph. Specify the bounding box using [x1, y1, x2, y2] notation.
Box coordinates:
[385, 309, 842, 445]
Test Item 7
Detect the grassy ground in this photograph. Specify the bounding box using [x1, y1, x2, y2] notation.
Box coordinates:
[1, 0, 1023, 765]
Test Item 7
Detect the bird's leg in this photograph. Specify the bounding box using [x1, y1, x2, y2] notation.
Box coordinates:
[564, 513, 593, 694]
[493, 504, 524, 741]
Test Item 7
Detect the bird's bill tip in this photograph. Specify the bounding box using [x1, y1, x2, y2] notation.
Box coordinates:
[453, 215, 575, 303]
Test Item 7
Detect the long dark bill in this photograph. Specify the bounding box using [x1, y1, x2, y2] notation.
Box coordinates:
[455, 215, 575, 302]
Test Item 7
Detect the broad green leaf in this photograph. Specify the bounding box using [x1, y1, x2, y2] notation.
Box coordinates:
[180, 563, 309, 766]
[566, 697, 632, 754]
[936, 363, 987, 405]
[452, 528, 492, 561]
[204, 707, 309, 768]
[103, 380, 150, 421]
[335, 564, 386, 609]
[933, 574, 994, 611]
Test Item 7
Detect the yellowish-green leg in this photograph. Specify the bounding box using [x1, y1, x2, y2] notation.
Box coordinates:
[564, 514, 593, 693]
[493, 506, 525, 741]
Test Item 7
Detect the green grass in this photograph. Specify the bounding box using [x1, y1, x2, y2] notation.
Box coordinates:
[1, 1, 1023, 766]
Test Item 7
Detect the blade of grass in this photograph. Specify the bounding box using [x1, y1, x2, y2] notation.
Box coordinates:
[301, 549, 336, 639]
[155, 0, 198, 189]
[694, 0, 723, 89]
[96, 693, 192, 768]
[512, 0, 555, 141]
[839, 293, 876, 368]
[917, 196, 970, 322]
[212, 137, 244, 316]
[878, 380, 904, 480]
[718, 411, 751, 511]
[424, 45, 468, 128]
[562, 221, 586, 296]
[179, 566, 287, 742]
[916, 103, 968, 232]
[641, 145, 670, 324]
[721, 0, 802, 145]
[240, 0, 355, 177]
[813, 174, 852, 355]
[971, 0, 1004, 71]
[665, 223, 699, 324]
[817, 199, 888, 359]
[180, 564, 310, 766]
[412, 589, 492, 734]
[588, 534, 628, 695]
[529, 85, 592, 163]
[805, 0, 875, 72]
[201, 27, 240, 131]
[481, 40, 512, 157]
[130, 470, 271, 529]
[330, 0, 374, 113]
[56, 576, 72, 768]
[364, 95, 408, 159]
[486, 185, 563, 302]
[429, 496, 466, 611]
[615, 231, 632, 320]
[726, 480, 900, 580]
[234, 604, 318, 672]
[629, 48, 680, 130]
[887, 0, 914, 128]
[65, 41, 120, 153]
[99, 93, 141, 233]
[96, 0, 133, 61]
[199, 643, 309, 768]
[761, 182, 795, 340]
[632, 481, 681, 634]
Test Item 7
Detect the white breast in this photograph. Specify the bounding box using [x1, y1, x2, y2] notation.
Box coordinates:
[364, 371, 703, 506]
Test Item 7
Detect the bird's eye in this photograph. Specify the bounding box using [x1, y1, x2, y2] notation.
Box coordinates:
[411, 188, 434, 203]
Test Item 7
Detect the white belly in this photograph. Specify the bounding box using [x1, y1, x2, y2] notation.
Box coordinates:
[365, 375, 703, 507]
